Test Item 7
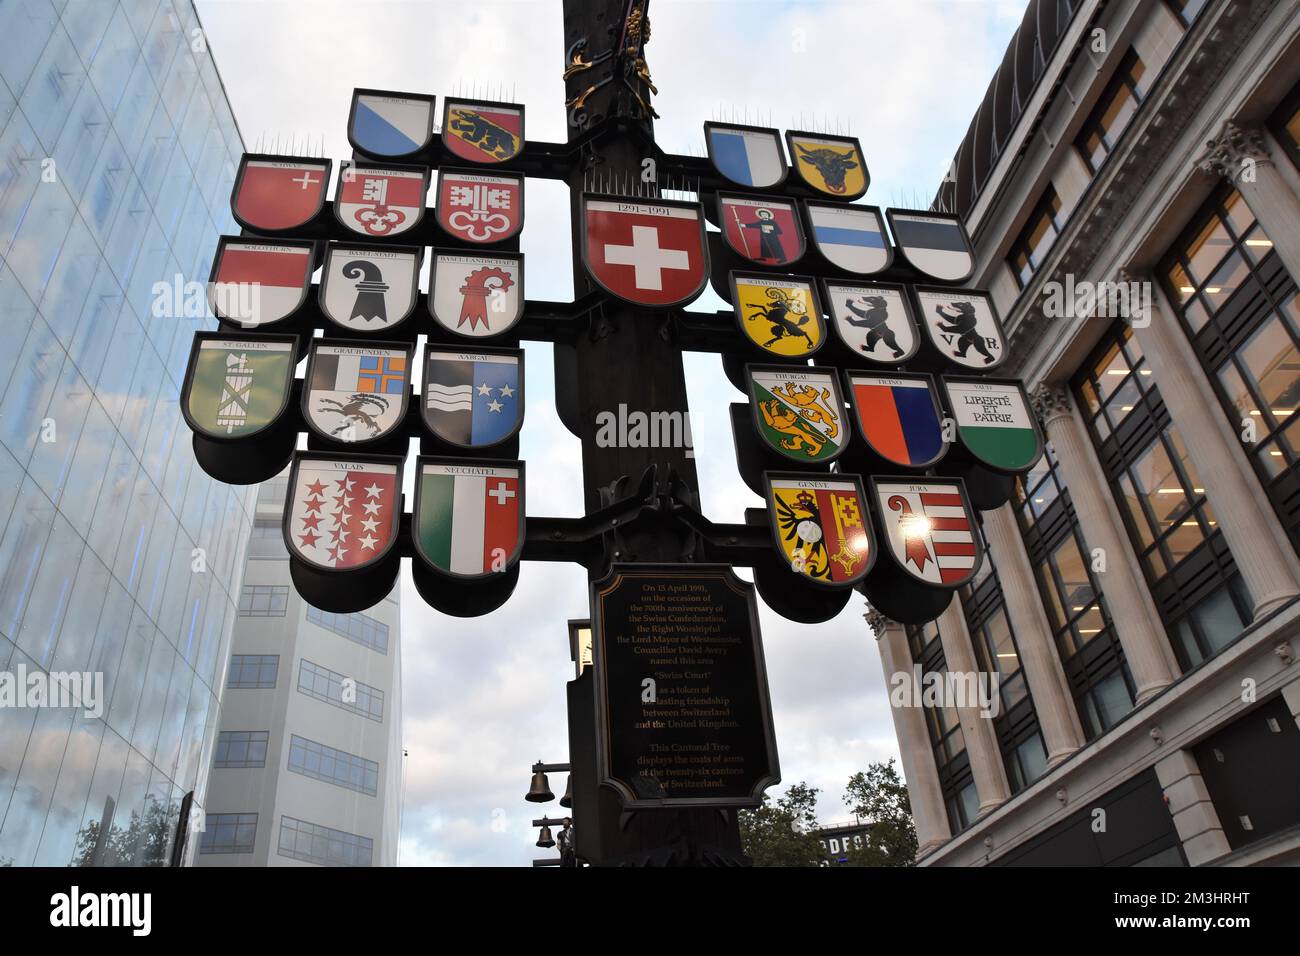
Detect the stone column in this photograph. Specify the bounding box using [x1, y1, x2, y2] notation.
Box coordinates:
[1154, 749, 1231, 866]
[1031, 385, 1179, 700]
[936, 599, 1011, 815]
[1133, 275, 1300, 617]
[1198, 122, 1300, 284]
[979, 503, 1086, 765]
[866, 608, 952, 855]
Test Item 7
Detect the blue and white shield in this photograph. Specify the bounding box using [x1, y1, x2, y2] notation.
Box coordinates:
[422, 346, 524, 449]
[348, 89, 436, 159]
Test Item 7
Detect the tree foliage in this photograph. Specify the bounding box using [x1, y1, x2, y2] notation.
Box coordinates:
[738, 781, 826, 867]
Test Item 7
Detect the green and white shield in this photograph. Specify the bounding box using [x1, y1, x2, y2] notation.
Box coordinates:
[183, 335, 297, 439]
[747, 365, 846, 463]
[414, 458, 525, 579]
[943, 377, 1042, 473]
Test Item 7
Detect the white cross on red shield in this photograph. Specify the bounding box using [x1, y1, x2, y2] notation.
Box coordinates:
[581, 196, 708, 307]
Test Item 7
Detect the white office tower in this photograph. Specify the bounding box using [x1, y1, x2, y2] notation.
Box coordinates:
[195, 475, 402, 866]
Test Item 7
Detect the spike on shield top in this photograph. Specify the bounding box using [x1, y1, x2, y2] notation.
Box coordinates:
[429, 250, 524, 338]
[442, 99, 524, 164]
[765, 472, 874, 586]
[231, 155, 330, 232]
[335, 162, 428, 238]
[436, 168, 524, 244]
[319, 244, 421, 332]
[285, 455, 402, 571]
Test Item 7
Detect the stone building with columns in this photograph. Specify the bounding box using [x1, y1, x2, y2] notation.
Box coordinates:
[868, 0, 1300, 866]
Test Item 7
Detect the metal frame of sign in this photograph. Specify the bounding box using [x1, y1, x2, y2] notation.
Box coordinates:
[579, 193, 710, 308]
[283, 450, 406, 573]
[411, 455, 526, 581]
[869, 475, 983, 589]
[911, 284, 1009, 372]
[589, 563, 781, 809]
[181, 331, 300, 441]
[421, 344, 525, 449]
[842, 369, 949, 469]
[729, 269, 826, 359]
[346, 88, 438, 160]
[938, 374, 1044, 474]
[802, 200, 893, 275]
[440, 96, 526, 164]
[716, 191, 806, 266]
[207, 235, 316, 328]
[702, 121, 788, 190]
[745, 363, 849, 465]
[762, 470, 877, 588]
[427, 247, 526, 338]
[300, 337, 415, 446]
[884, 207, 976, 284]
[230, 153, 332, 233]
[821, 278, 919, 364]
[435, 165, 526, 244]
[333, 160, 430, 238]
[317, 241, 422, 332]
[783, 130, 869, 201]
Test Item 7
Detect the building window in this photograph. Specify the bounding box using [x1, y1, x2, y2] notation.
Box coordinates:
[1076, 50, 1147, 174]
[1008, 186, 1063, 288]
[297, 659, 385, 723]
[248, 519, 288, 559]
[1164, 0, 1209, 28]
[199, 813, 258, 855]
[306, 605, 389, 654]
[906, 620, 979, 833]
[287, 734, 379, 796]
[1073, 323, 1252, 670]
[278, 815, 373, 867]
[1267, 81, 1300, 173]
[227, 655, 279, 689]
[214, 731, 270, 768]
[1162, 186, 1300, 559]
[238, 584, 289, 616]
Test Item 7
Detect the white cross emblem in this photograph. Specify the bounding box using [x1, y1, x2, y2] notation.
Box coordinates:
[603, 225, 690, 291]
[292, 171, 319, 190]
[488, 482, 516, 506]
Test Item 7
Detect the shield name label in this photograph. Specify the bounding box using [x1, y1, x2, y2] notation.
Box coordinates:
[807, 203, 890, 274]
[335, 163, 427, 238]
[914, 287, 1006, 370]
[232, 156, 329, 232]
[348, 90, 436, 158]
[305, 342, 410, 442]
[429, 251, 523, 337]
[874, 479, 980, 587]
[208, 239, 313, 327]
[415, 459, 524, 579]
[847, 372, 946, 468]
[943, 378, 1041, 472]
[786, 133, 868, 199]
[437, 169, 523, 243]
[748, 366, 844, 463]
[767, 473, 873, 586]
[704, 123, 786, 189]
[320, 244, 420, 331]
[732, 273, 824, 357]
[887, 210, 974, 283]
[424, 347, 523, 448]
[183, 335, 296, 439]
[719, 194, 803, 266]
[582, 197, 708, 307]
[443, 100, 523, 164]
[286, 457, 401, 571]
[825, 282, 918, 363]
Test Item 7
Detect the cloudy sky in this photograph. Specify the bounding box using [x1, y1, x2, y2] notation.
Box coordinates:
[195, 0, 1025, 866]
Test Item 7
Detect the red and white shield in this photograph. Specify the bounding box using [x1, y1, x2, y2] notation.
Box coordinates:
[207, 237, 314, 327]
[873, 479, 981, 587]
[232, 155, 330, 232]
[335, 163, 427, 238]
[436, 169, 523, 244]
[286, 456, 402, 571]
[581, 196, 708, 307]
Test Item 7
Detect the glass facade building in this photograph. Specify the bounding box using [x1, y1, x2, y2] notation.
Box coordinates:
[0, 0, 250, 866]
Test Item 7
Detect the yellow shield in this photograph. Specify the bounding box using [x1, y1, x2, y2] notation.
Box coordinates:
[789, 136, 867, 197]
[733, 275, 823, 357]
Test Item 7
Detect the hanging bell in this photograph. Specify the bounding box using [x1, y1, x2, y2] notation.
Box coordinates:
[526, 770, 554, 803]
[560, 774, 573, 809]
[536, 825, 556, 849]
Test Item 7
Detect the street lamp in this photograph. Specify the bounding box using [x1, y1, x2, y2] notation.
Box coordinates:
[525, 761, 569, 803]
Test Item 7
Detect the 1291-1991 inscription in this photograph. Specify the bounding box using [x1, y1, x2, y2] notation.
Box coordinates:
[590, 564, 780, 808]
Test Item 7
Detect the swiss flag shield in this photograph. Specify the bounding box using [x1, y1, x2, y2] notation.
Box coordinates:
[232, 155, 330, 232]
[581, 196, 708, 307]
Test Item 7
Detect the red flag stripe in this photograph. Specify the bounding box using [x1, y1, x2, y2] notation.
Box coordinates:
[929, 517, 972, 531]
[940, 567, 970, 583]
[216, 248, 312, 287]
[481, 476, 520, 573]
[933, 542, 977, 557]
[920, 492, 963, 507]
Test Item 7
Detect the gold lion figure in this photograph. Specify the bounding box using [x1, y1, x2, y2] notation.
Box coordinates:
[773, 383, 839, 440]
[759, 399, 827, 456]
